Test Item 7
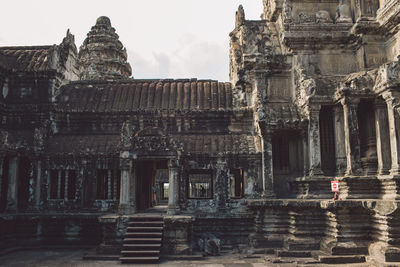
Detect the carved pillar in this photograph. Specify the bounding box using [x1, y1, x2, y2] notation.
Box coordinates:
[57, 169, 62, 199]
[375, 100, 391, 175]
[167, 159, 180, 215]
[0, 154, 4, 209]
[308, 105, 322, 176]
[262, 132, 274, 197]
[35, 160, 42, 209]
[333, 105, 347, 176]
[113, 169, 118, 201]
[64, 169, 69, 200]
[46, 168, 51, 201]
[119, 152, 135, 214]
[383, 92, 400, 175]
[341, 97, 362, 175]
[107, 169, 112, 200]
[6, 156, 19, 211]
[302, 132, 310, 177]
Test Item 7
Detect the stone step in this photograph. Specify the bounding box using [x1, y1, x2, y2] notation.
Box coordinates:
[276, 250, 312, 258]
[285, 242, 320, 251]
[128, 221, 164, 227]
[128, 216, 163, 222]
[127, 226, 163, 232]
[121, 250, 160, 256]
[123, 237, 162, 244]
[122, 244, 161, 250]
[120, 256, 159, 264]
[124, 232, 162, 238]
[318, 255, 366, 264]
[121, 217, 164, 264]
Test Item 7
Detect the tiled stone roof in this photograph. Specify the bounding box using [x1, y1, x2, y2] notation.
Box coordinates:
[0, 46, 52, 72]
[56, 79, 233, 112]
[45, 134, 120, 155]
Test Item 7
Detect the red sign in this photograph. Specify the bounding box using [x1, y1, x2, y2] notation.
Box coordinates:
[331, 180, 339, 192]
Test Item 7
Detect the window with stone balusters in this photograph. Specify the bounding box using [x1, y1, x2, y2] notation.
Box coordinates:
[96, 169, 121, 200]
[49, 169, 76, 200]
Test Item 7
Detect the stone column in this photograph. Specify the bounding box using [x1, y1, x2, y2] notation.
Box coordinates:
[383, 92, 400, 175]
[64, 169, 69, 200]
[57, 169, 62, 199]
[6, 156, 19, 211]
[107, 169, 112, 200]
[308, 105, 323, 176]
[119, 152, 135, 214]
[262, 132, 274, 197]
[333, 105, 347, 176]
[341, 97, 362, 176]
[113, 169, 118, 200]
[0, 154, 4, 208]
[375, 100, 391, 175]
[46, 169, 51, 200]
[167, 159, 180, 215]
[35, 160, 42, 209]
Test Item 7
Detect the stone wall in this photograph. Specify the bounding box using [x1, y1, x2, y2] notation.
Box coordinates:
[0, 214, 101, 255]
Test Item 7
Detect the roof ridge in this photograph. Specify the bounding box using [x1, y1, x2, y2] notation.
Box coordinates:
[67, 78, 223, 86]
[0, 45, 53, 50]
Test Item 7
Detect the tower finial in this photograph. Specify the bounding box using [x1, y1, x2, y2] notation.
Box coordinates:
[236, 5, 245, 28]
[78, 16, 132, 80]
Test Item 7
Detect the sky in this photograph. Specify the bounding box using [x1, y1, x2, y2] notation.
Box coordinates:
[0, 0, 264, 82]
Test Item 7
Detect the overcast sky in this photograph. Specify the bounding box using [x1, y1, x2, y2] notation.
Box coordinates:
[0, 0, 264, 82]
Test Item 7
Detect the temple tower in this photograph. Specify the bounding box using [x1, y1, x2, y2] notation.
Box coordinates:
[78, 16, 132, 80]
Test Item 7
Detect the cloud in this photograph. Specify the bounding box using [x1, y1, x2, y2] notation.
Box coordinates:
[153, 52, 171, 78]
[128, 35, 229, 81]
[172, 41, 227, 80]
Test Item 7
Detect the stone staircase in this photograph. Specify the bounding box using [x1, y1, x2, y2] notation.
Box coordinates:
[120, 215, 164, 264]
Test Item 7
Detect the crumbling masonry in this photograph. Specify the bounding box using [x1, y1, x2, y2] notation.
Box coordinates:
[0, 0, 400, 265]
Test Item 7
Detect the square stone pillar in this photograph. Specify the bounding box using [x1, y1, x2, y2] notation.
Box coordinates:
[333, 105, 347, 176]
[383, 92, 400, 175]
[262, 133, 274, 197]
[308, 105, 322, 176]
[301, 130, 310, 176]
[0, 154, 4, 208]
[167, 159, 180, 215]
[35, 160, 42, 209]
[119, 152, 136, 215]
[6, 156, 19, 211]
[341, 98, 362, 176]
[374, 100, 391, 175]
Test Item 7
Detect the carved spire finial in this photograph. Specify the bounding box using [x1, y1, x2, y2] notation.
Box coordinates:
[78, 16, 132, 80]
[235, 5, 245, 28]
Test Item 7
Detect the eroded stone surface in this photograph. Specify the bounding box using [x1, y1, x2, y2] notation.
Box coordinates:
[1, 1, 400, 265]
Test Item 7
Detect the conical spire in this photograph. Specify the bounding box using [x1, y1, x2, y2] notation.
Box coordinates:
[78, 16, 132, 80]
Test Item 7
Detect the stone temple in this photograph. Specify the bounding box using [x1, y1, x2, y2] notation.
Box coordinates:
[0, 0, 400, 265]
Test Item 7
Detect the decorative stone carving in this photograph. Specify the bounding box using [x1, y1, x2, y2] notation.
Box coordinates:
[374, 61, 400, 93]
[282, 1, 293, 23]
[299, 12, 315, 23]
[336, 0, 353, 23]
[316, 10, 332, 23]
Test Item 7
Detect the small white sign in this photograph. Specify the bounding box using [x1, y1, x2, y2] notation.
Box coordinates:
[331, 180, 339, 192]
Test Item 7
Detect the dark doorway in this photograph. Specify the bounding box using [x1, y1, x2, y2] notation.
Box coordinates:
[357, 100, 378, 174]
[17, 157, 31, 211]
[135, 160, 168, 211]
[319, 106, 336, 175]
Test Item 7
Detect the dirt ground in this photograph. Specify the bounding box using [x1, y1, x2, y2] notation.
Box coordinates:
[0, 249, 372, 267]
